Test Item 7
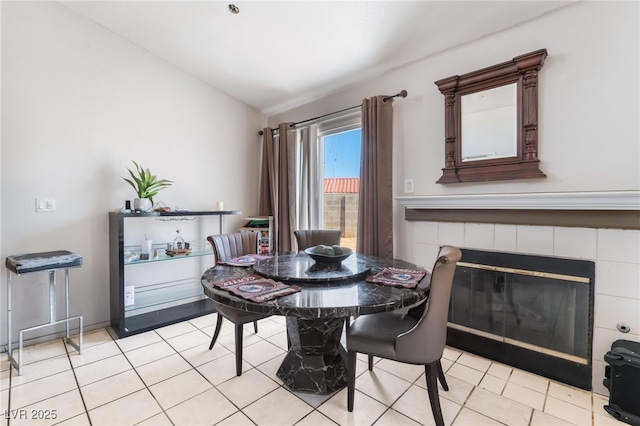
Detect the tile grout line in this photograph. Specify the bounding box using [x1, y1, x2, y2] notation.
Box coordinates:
[5, 325, 613, 426]
[7, 339, 79, 424]
[63, 337, 93, 426]
[116, 330, 174, 426]
[69, 330, 172, 424]
[158, 318, 285, 424]
[79, 333, 153, 424]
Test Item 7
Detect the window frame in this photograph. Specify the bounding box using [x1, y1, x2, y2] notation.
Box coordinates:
[316, 111, 361, 231]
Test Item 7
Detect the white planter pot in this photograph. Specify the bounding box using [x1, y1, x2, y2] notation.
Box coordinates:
[134, 198, 153, 212]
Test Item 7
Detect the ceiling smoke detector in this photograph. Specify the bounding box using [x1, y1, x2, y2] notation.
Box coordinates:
[228, 4, 239, 14]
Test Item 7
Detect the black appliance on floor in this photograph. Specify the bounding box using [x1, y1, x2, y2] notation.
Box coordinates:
[603, 340, 640, 426]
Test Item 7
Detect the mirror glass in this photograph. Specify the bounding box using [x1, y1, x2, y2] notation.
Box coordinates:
[461, 83, 517, 162]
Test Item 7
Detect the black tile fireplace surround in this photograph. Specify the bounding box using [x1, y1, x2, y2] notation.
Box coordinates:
[447, 248, 595, 390]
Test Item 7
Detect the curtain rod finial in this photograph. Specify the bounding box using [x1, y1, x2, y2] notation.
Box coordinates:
[399, 90, 408, 98]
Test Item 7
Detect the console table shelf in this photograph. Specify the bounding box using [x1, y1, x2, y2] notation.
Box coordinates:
[109, 210, 240, 338]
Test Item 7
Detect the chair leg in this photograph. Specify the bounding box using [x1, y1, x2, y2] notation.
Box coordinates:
[437, 360, 449, 391]
[425, 363, 445, 426]
[253, 321, 258, 333]
[235, 324, 244, 376]
[347, 350, 357, 412]
[208, 314, 224, 350]
[368, 355, 374, 371]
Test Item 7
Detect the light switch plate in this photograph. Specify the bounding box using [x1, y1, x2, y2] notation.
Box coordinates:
[36, 198, 56, 212]
[404, 179, 414, 194]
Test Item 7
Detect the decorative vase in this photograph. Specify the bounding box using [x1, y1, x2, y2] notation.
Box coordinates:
[134, 198, 153, 212]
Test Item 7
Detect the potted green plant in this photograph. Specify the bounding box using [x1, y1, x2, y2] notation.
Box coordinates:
[122, 161, 173, 211]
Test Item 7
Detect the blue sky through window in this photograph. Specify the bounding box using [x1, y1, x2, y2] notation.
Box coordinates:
[323, 129, 361, 178]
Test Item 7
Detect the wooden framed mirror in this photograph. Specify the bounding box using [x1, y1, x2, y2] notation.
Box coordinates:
[435, 49, 548, 184]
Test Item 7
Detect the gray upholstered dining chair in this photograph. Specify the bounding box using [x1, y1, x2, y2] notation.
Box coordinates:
[346, 245, 462, 426]
[294, 229, 343, 251]
[206, 232, 271, 376]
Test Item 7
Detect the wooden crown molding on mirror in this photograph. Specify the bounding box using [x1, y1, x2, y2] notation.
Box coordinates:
[435, 49, 548, 184]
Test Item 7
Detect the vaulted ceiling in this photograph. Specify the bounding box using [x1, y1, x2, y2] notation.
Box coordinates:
[60, 1, 573, 116]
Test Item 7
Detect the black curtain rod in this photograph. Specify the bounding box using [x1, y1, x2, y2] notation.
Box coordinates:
[258, 90, 407, 135]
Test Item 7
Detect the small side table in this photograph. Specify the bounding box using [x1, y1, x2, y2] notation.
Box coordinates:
[6, 250, 84, 375]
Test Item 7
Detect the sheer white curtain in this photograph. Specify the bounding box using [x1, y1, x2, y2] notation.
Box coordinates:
[296, 125, 322, 232]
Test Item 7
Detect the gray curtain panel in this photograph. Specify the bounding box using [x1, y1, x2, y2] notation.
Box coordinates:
[357, 96, 393, 258]
[259, 123, 295, 253]
[259, 127, 276, 219]
[278, 122, 296, 253]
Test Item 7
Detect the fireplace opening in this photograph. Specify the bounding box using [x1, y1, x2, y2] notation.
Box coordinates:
[447, 248, 595, 390]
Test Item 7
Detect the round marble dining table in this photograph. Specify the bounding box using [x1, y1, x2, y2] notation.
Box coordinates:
[201, 252, 431, 394]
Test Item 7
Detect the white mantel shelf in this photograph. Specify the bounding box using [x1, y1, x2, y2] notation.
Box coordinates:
[395, 191, 640, 210]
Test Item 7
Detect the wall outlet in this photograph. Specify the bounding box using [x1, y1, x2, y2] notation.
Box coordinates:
[124, 286, 135, 306]
[404, 179, 414, 194]
[35, 198, 56, 212]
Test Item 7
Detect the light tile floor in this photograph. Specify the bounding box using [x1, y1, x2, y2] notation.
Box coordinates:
[0, 314, 619, 426]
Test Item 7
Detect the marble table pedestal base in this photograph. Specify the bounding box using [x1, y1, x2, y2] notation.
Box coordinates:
[277, 317, 347, 394]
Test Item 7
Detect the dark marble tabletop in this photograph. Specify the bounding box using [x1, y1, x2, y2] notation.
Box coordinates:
[201, 252, 431, 320]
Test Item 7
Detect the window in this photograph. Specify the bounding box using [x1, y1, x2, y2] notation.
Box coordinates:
[316, 112, 361, 250]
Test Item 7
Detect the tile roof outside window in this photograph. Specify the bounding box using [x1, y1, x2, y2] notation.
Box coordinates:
[324, 178, 359, 194]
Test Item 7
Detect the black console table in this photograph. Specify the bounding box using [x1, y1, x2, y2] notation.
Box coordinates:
[109, 210, 240, 338]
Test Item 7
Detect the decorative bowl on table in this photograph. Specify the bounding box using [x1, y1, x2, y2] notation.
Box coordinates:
[304, 245, 353, 265]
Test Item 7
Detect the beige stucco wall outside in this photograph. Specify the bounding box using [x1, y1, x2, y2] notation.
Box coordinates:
[323, 193, 359, 238]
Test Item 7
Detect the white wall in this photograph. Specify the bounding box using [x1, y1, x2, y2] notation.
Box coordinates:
[0, 1, 3, 352]
[268, 1, 640, 259]
[1, 2, 264, 344]
[268, 0, 639, 395]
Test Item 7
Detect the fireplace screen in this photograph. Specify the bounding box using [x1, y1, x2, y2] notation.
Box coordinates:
[448, 249, 594, 365]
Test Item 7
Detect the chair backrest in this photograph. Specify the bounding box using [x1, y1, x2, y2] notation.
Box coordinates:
[294, 229, 343, 251]
[207, 232, 258, 264]
[395, 245, 462, 364]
